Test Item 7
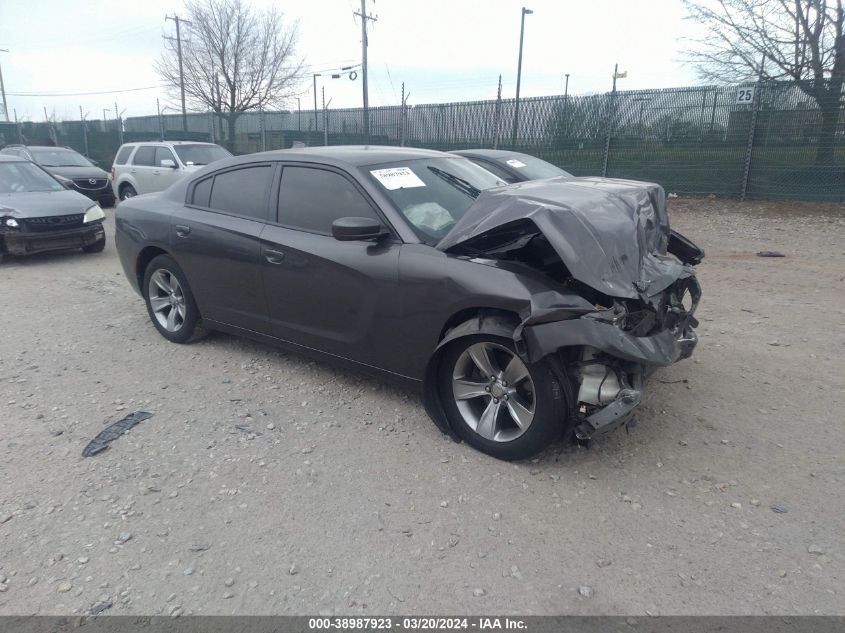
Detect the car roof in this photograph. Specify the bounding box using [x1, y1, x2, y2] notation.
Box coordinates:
[451, 149, 532, 160]
[0, 154, 26, 162]
[250, 145, 452, 168]
[120, 141, 219, 146]
[9, 145, 78, 151]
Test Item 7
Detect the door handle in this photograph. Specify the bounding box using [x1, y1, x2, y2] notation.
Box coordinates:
[264, 249, 285, 264]
[175, 225, 191, 238]
[153, 170, 160, 175]
[130, 169, 136, 174]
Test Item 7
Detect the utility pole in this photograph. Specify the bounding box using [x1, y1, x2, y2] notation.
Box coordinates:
[354, 0, 377, 142]
[511, 7, 533, 147]
[165, 15, 190, 133]
[0, 49, 9, 122]
[157, 98, 164, 141]
[564, 73, 570, 99]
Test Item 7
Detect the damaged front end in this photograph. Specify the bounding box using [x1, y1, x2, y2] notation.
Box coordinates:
[437, 176, 704, 440]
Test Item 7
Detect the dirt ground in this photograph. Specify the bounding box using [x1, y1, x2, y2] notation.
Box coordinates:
[0, 198, 843, 617]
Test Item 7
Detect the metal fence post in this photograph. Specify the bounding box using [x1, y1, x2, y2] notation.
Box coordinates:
[492, 75, 502, 149]
[740, 80, 763, 201]
[601, 91, 615, 177]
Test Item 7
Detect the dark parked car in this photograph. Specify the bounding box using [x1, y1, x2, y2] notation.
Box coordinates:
[0, 145, 116, 207]
[0, 155, 107, 263]
[451, 149, 573, 183]
[115, 146, 702, 460]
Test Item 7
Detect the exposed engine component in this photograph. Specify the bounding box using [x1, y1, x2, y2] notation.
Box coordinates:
[577, 346, 624, 405]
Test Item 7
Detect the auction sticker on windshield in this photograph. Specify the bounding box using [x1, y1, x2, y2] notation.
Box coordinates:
[370, 167, 426, 190]
[506, 159, 527, 168]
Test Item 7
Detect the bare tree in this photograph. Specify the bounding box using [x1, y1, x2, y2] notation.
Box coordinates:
[683, 0, 844, 163]
[156, 0, 303, 149]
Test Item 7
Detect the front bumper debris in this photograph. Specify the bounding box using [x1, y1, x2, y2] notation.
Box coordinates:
[1, 222, 105, 256]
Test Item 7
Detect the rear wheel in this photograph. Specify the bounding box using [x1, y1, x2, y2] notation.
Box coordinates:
[119, 184, 137, 201]
[142, 254, 206, 344]
[438, 335, 566, 460]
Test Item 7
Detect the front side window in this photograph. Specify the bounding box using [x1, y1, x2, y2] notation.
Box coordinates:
[207, 165, 273, 220]
[154, 147, 177, 167]
[277, 166, 379, 234]
[0, 162, 64, 193]
[365, 157, 505, 242]
[132, 146, 156, 166]
[29, 148, 91, 167]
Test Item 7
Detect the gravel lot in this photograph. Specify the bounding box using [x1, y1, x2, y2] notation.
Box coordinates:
[0, 198, 843, 616]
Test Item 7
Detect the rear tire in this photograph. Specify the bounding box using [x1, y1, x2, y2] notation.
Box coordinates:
[437, 334, 567, 460]
[119, 184, 137, 201]
[142, 254, 207, 344]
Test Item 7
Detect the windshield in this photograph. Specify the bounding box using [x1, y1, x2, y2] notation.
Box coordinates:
[0, 161, 64, 193]
[497, 154, 571, 180]
[173, 144, 232, 166]
[30, 148, 93, 167]
[365, 157, 505, 242]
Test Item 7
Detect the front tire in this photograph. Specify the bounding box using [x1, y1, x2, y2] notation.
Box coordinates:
[437, 335, 567, 460]
[119, 184, 137, 201]
[142, 254, 205, 344]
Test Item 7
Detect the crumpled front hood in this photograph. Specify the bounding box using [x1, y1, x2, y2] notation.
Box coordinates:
[437, 176, 685, 299]
[0, 190, 95, 218]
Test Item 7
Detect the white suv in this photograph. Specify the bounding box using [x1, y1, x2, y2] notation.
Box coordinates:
[111, 141, 231, 201]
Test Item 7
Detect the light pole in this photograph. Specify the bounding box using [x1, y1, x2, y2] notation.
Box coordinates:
[313, 73, 321, 134]
[511, 7, 532, 147]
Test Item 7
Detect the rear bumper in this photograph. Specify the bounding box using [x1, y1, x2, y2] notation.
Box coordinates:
[1, 221, 105, 256]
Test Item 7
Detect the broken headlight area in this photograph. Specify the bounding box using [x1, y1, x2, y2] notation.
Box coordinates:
[569, 346, 644, 439]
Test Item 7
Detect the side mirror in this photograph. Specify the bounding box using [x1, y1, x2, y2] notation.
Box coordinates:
[160, 159, 177, 169]
[332, 217, 388, 241]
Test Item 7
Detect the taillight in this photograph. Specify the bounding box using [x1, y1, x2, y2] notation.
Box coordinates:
[110, 167, 115, 180]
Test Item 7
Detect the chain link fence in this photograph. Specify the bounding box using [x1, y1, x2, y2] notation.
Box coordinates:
[1, 79, 842, 200]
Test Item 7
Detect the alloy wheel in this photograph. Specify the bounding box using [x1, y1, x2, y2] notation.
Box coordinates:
[451, 342, 536, 442]
[148, 269, 186, 332]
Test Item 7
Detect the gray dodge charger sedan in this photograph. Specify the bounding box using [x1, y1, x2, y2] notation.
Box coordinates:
[115, 146, 702, 460]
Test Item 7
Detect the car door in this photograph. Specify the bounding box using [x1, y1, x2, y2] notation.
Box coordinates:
[169, 162, 275, 332]
[153, 146, 183, 190]
[260, 163, 403, 371]
[129, 145, 157, 193]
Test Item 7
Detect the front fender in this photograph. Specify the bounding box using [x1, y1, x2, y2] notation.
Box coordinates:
[422, 311, 521, 440]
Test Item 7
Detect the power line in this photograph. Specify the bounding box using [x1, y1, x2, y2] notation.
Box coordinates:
[7, 85, 164, 97]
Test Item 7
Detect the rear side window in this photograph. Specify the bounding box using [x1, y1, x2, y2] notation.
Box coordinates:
[191, 177, 212, 207]
[114, 146, 133, 165]
[154, 147, 177, 167]
[207, 166, 272, 220]
[277, 166, 378, 234]
[132, 146, 155, 166]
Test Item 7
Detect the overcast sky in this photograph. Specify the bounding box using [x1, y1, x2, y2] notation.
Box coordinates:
[0, 0, 704, 122]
